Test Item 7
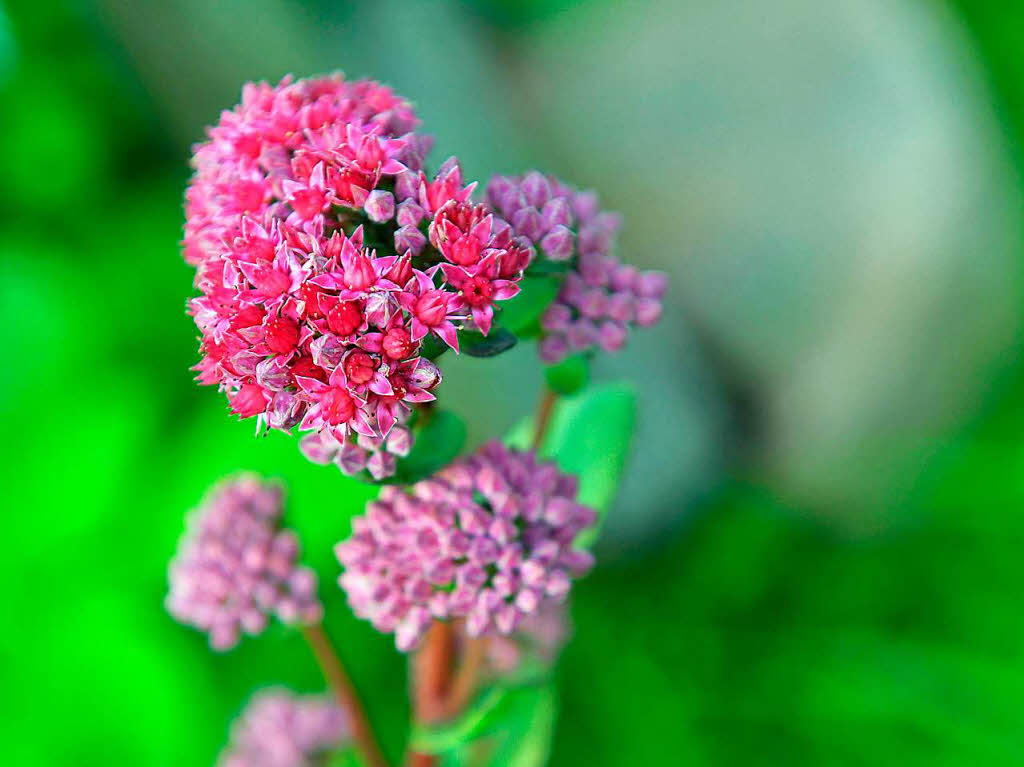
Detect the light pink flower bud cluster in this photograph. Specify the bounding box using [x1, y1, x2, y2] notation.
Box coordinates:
[298, 425, 412, 480]
[166, 476, 322, 650]
[218, 689, 348, 767]
[183, 75, 529, 479]
[335, 442, 596, 651]
[487, 172, 667, 363]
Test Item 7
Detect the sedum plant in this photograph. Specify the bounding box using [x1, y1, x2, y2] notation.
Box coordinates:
[169, 73, 665, 767]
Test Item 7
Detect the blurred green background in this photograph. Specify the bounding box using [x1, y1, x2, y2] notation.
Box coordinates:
[3, 0, 1024, 763]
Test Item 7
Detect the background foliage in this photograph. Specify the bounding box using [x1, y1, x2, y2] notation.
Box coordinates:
[3, 0, 1024, 764]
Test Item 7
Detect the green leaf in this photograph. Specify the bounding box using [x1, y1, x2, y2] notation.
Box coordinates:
[327, 748, 370, 767]
[420, 333, 451, 361]
[506, 383, 637, 546]
[544, 354, 590, 396]
[391, 410, 467, 484]
[411, 682, 555, 757]
[460, 328, 518, 358]
[485, 686, 557, 767]
[497, 276, 561, 337]
[525, 259, 572, 277]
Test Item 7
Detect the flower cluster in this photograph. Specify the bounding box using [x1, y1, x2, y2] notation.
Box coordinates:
[218, 689, 348, 767]
[183, 75, 529, 479]
[336, 442, 596, 651]
[166, 476, 322, 650]
[487, 172, 667, 363]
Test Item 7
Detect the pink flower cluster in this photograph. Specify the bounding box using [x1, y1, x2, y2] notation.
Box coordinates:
[335, 442, 596, 651]
[219, 689, 348, 767]
[166, 476, 322, 650]
[487, 172, 667, 363]
[183, 75, 529, 479]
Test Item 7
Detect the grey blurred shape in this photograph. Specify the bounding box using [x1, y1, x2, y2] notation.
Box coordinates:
[508, 0, 1023, 527]
[91, 0, 535, 175]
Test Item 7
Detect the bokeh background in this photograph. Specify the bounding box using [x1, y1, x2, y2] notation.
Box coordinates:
[3, 0, 1024, 763]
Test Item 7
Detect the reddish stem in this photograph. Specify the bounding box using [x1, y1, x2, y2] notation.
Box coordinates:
[440, 636, 486, 720]
[532, 387, 557, 450]
[301, 624, 390, 767]
[408, 620, 456, 766]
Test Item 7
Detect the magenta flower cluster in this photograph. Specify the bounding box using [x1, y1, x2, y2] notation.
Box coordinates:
[166, 476, 322, 650]
[487, 173, 667, 363]
[219, 689, 347, 767]
[335, 441, 597, 651]
[183, 75, 531, 479]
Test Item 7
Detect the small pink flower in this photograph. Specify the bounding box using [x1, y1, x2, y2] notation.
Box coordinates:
[386, 425, 413, 457]
[297, 367, 375, 439]
[325, 300, 365, 337]
[364, 190, 395, 223]
[231, 383, 269, 418]
[367, 450, 397, 480]
[382, 254, 413, 287]
[429, 201, 492, 268]
[381, 325, 418, 361]
[321, 388, 356, 426]
[418, 158, 475, 214]
[330, 122, 408, 178]
[343, 349, 396, 402]
[539, 225, 573, 261]
[283, 161, 331, 224]
[337, 442, 370, 476]
[394, 225, 427, 257]
[634, 297, 663, 327]
[441, 256, 520, 336]
[264, 316, 300, 355]
[399, 270, 460, 351]
[396, 200, 424, 228]
[231, 217, 279, 263]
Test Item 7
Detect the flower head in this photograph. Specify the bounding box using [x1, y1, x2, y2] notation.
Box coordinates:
[183, 76, 528, 479]
[487, 172, 667, 363]
[218, 689, 348, 767]
[166, 476, 322, 650]
[335, 442, 597, 651]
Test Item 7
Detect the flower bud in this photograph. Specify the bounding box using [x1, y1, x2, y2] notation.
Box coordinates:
[539, 225, 574, 261]
[396, 200, 425, 228]
[363, 189, 395, 223]
[394, 225, 426, 256]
